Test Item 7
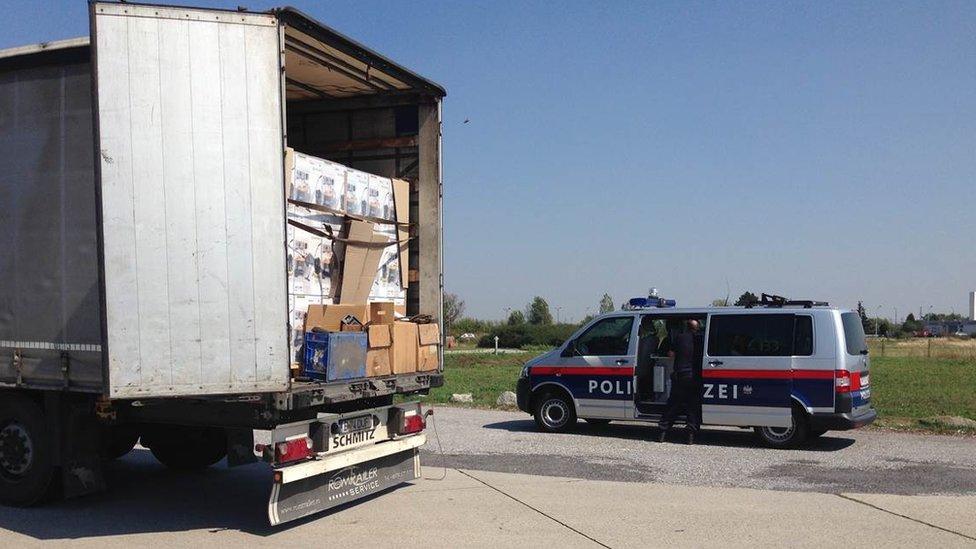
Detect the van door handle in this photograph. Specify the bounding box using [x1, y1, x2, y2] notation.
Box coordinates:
[615, 359, 629, 365]
[708, 360, 724, 367]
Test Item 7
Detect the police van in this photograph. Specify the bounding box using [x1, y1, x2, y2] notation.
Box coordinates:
[515, 294, 876, 448]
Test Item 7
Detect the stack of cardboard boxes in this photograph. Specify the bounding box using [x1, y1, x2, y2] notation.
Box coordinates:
[302, 302, 440, 381]
[285, 148, 413, 368]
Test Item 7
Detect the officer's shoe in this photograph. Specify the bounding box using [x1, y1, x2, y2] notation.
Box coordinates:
[656, 430, 667, 443]
[686, 430, 695, 445]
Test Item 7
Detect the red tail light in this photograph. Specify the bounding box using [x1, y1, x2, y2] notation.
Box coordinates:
[391, 403, 426, 436]
[402, 413, 426, 434]
[835, 370, 862, 393]
[275, 436, 313, 464]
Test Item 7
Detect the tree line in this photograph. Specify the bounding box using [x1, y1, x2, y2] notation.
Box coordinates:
[443, 292, 616, 349]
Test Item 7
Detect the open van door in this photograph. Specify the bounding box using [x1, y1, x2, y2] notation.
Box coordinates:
[700, 313, 793, 428]
[90, 2, 289, 398]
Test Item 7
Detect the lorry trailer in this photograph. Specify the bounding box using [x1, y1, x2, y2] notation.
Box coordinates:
[0, 2, 444, 524]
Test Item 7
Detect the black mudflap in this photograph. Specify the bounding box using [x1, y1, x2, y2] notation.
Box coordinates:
[268, 448, 420, 525]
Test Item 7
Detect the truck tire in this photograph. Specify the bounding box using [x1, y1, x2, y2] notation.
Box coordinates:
[754, 407, 809, 449]
[99, 424, 140, 460]
[533, 391, 576, 433]
[144, 426, 227, 471]
[0, 394, 56, 506]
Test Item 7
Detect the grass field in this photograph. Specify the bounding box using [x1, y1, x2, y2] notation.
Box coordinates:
[422, 351, 528, 407]
[870, 356, 976, 432]
[421, 350, 976, 433]
[868, 337, 976, 360]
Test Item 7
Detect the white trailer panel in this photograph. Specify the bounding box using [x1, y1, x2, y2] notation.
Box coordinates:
[91, 3, 289, 398]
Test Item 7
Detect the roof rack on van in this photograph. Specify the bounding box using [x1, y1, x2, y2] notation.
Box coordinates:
[744, 293, 829, 309]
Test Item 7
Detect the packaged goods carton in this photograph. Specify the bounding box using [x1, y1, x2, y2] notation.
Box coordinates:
[392, 321, 419, 374]
[369, 301, 396, 325]
[366, 324, 393, 377]
[417, 323, 440, 372]
[305, 304, 368, 332]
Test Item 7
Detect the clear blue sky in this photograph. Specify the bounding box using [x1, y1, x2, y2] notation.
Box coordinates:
[6, 1, 974, 322]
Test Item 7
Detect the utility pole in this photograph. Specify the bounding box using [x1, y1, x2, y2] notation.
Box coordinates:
[875, 305, 882, 337]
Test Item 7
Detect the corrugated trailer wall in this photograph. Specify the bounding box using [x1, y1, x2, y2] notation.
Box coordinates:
[91, 4, 290, 398]
[0, 51, 104, 391]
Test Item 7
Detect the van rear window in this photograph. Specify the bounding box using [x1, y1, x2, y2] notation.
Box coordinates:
[841, 312, 868, 355]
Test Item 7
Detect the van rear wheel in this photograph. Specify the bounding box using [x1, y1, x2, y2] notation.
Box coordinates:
[533, 392, 576, 433]
[754, 408, 809, 449]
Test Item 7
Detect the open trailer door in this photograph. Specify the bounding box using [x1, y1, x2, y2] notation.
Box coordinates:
[90, 2, 290, 398]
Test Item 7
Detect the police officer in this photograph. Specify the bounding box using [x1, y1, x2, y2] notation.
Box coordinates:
[658, 319, 702, 444]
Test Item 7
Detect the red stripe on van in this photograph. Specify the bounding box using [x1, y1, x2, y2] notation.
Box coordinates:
[703, 369, 833, 380]
[531, 366, 634, 376]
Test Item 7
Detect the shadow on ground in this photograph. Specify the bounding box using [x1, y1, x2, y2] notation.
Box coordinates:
[482, 419, 858, 451]
[0, 448, 407, 540]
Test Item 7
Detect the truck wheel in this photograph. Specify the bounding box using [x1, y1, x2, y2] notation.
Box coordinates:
[754, 408, 809, 449]
[99, 424, 140, 460]
[0, 395, 55, 506]
[533, 391, 576, 433]
[145, 426, 226, 471]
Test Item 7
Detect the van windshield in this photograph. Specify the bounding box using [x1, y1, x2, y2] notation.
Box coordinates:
[841, 312, 868, 355]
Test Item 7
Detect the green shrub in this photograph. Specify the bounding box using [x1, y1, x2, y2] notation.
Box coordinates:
[478, 322, 579, 349]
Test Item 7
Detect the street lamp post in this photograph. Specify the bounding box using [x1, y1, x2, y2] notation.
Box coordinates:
[556, 306, 563, 324]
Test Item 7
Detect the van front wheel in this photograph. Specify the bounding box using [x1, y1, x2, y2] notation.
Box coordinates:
[533, 392, 576, 433]
[754, 410, 808, 449]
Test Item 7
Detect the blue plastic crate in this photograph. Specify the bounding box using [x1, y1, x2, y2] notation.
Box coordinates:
[302, 331, 368, 382]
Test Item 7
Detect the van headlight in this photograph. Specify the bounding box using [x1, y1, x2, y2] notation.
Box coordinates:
[519, 365, 530, 379]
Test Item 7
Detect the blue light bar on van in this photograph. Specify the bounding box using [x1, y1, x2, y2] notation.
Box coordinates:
[628, 297, 676, 309]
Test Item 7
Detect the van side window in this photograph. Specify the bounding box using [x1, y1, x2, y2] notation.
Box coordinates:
[707, 314, 794, 357]
[794, 316, 813, 356]
[576, 317, 633, 356]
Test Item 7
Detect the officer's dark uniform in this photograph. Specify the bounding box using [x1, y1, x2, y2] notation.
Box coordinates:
[659, 329, 701, 442]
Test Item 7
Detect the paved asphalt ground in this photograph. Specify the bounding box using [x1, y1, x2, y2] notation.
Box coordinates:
[0, 406, 972, 547]
[422, 407, 976, 495]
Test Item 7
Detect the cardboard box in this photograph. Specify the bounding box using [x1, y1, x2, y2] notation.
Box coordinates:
[366, 324, 393, 377]
[417, 323, 441, 372]
[305, 304, 368, 332]
[344, 170, 369, 216]
[337, 219, 387, 304]
[391, 178, 410, 289]
[392, 321, 419, 374]
[369, 301, 396, 325]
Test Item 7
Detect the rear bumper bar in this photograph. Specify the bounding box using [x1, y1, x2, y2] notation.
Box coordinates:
[274, 433, 426, 484]
[809, 408, 877, 431]
[268, 434, 425, 525]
